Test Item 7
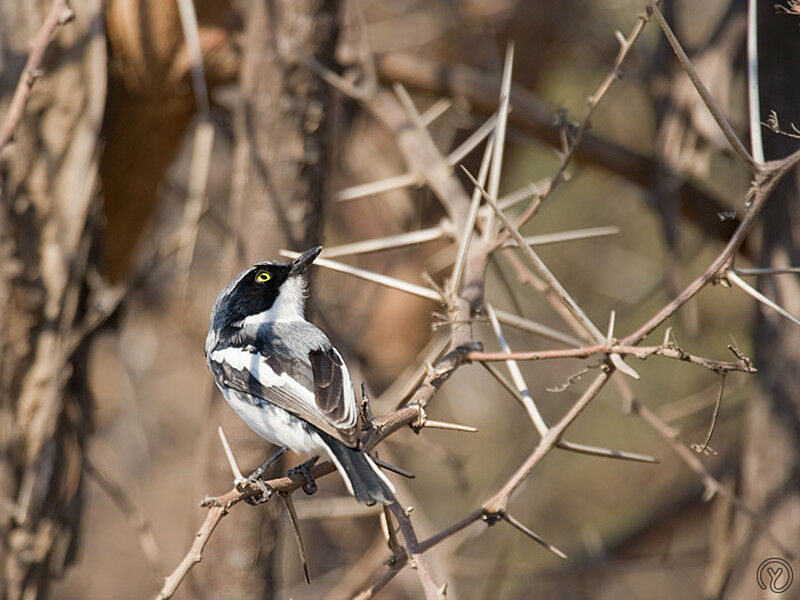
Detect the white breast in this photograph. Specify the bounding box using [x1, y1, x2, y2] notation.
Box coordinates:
[221, 388, 325, 455]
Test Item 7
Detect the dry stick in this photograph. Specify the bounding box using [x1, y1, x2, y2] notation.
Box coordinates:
[652, 5, 758, 172]
[479, 361, 657, 464]
[375, 54, 742, 249]
[386, 502, 442, 600]
[746, 0, 764, 164]
[0, 0, 75, 149]
[622, 151, 800, 347]
[493, 308, 583, 348]
[467, 344, 755, 375]
[734, 266, 800, 276]
[503, 226, 620, 248]
[281, 493, 311, 584]
[335, 111, 498, 202]
[502, 512, 567, 559]
[155, 489, 240, 600]
[483, 371, 612, 514]
[509, 2, 656, 234]
[692, 374, 726, 455]
[280, 250, 441, 302]
[353, 558, 408, 600]
[629, 397, 794, 558]
[463, 168, 605, 343]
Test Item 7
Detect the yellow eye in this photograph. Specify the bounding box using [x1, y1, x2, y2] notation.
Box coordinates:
[255, 271, 271, 283]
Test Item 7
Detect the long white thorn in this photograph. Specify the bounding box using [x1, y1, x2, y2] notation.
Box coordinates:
[485, 304, 549, 435]
[321, 227, 445, 258]
[728, 270, 800, 328]
[217, 426, 244, 483]
[280, 250, 441, 302]
[450, 133, 495, 295]
[483, 43, 515, 241]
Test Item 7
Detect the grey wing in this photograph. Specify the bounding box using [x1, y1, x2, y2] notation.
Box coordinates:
[309, 346, 359, 446]
[209, 341, 359, 447]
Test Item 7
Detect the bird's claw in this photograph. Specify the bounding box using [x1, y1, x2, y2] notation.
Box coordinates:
[288, 456, 319, 495]
[236, 474, 273, 505]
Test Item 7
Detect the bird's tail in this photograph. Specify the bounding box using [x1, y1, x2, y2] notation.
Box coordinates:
[320, 434, 395, 506]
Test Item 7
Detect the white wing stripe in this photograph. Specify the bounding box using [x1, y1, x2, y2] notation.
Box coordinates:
[210, 346, 316, 406]
[211, 345, 358, 431]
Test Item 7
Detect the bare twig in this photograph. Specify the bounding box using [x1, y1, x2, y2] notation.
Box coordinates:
[508, 2, 656, 233]
[652, 4, 758, 170]
[502, 512, 567, 559]
[281, 493, 311, 584]
[387, 502, 442, 600]
[155, 488, 240, 600]
[483, 44, 514, 240]
[691, 375, 726, 455]
[467, 342, 756, 375]
[464, 167, 605, 342]
[630, 397, 794, 558]
[0, 0, 75, 149]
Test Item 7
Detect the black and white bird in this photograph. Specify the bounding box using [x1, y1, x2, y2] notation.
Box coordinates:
[205, 246, 395, 506]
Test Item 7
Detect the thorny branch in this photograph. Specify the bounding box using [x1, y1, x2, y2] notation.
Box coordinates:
[156, 1, 800, 597]
[467, 342, 755, 375]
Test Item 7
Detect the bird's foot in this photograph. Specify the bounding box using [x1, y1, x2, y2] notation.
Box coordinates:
[288, 456, 320, 495]
[251, 446, 289, 481]
[236, 475, 273, 506]
[236, 447, 289, 506]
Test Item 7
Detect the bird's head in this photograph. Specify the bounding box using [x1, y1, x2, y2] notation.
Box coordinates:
[208, 246, 322, 337]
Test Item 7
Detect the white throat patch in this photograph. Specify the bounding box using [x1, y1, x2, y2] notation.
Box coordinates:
[240, 275, 306, 325]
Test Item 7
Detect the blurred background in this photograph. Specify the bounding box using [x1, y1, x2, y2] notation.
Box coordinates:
[1, 0, 799, 598]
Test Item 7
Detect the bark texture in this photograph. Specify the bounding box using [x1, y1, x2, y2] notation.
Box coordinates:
[0, 1, 106, 598]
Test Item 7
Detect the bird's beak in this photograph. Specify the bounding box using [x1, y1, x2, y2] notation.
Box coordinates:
[290, 246, 322, 275]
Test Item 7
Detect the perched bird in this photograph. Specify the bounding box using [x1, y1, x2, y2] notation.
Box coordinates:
[205, 246, 395, 506]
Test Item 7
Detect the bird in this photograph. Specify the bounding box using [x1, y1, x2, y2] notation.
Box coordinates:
[205, 246, 395, 506]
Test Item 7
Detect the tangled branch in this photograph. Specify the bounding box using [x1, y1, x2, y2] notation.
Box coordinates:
[155, 1, 800, 597]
